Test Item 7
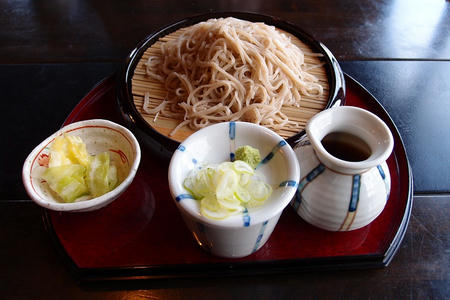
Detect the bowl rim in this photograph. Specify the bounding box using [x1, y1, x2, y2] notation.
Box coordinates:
[167, 121, 300, 228]
[117, 11, 345, 154]
[22, 119, 141, 212]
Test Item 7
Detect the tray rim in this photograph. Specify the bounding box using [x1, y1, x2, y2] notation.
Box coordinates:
[41, 208, 391, 282]
[42, 73, 412, 283]
[116, 11, 346, 155]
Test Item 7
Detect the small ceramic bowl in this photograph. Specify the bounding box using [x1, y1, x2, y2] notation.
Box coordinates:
[22, 119, 141, 212]
[168, 121, 300, 258]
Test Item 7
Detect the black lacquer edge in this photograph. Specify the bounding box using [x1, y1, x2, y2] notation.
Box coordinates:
[383, 168, 413, 266]
[116, 11, 346, 155]
[357, 77, 412, 266]
[342, 74, 413, 267]
[77, 256, 385, 285]
[41, 209, 85, 283]
[42, 206, 387, 285]
[62, 75, 117, 126]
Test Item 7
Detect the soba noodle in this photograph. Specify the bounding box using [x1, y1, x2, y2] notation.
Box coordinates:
[144, 17, 324, 135]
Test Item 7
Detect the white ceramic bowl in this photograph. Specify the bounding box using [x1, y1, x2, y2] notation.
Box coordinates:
[168, 121, 300, 258]
[22, 119, 141, 212]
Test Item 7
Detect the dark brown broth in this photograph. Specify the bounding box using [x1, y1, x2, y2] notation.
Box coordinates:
[321, 131, 371, 162]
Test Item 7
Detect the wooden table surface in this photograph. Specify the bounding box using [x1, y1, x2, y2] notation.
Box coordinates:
[1, 1, 449, 299]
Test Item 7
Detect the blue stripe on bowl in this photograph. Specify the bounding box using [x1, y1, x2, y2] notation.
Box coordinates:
[229, 122, 236, 140]
[175, 193, 196, 202]
[259, 140, 287, 166]
[243, 207, 250, 227]
[176, 144, 198, 166]
[230, 152, 235, 162]
[279, 180, 298, 187]
[252, 220, 269, 253]
[229, 122, 236, 161]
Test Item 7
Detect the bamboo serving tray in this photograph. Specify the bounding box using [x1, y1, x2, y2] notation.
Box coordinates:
[132, 26, 330, 142]
[118, 12, 345, 153]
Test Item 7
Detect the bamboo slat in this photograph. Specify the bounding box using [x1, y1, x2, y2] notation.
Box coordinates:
[131, 24, 330, 142]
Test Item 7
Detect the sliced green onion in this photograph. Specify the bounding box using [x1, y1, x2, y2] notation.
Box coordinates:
[183, 160, 272, 219]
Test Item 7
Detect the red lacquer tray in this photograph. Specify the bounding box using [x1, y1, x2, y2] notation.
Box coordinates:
[43, 74, 413, 282]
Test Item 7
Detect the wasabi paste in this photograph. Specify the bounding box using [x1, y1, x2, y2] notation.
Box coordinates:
[235, 145, 261, 169]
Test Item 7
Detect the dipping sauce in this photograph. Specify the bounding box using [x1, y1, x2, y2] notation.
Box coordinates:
[321, 131, 371, 162]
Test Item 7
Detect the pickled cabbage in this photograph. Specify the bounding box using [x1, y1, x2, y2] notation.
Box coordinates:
[42, 134, 119, 202]
[183, 160, 272, 220]
[49, 135, 90, 167]
[87, 152, 118, 197]
[42, 164, 89, 203]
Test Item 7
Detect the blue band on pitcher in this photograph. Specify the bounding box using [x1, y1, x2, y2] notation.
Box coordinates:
[339, 174, 362, 230]
[377, 165, 390, 201]
[292, 163, 325, 211]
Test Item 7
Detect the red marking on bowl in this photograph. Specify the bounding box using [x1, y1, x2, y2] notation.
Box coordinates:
[38, 153, 50, 167]
[109, 149, 128, 165]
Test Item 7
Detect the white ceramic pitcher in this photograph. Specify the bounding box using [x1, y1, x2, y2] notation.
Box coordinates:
[292, 106, 394, 231]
